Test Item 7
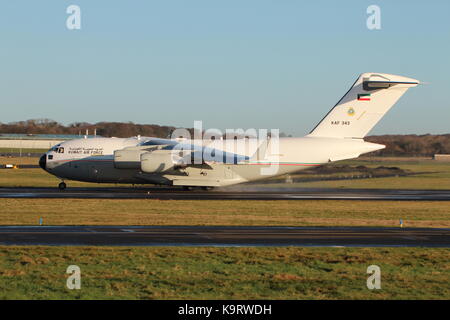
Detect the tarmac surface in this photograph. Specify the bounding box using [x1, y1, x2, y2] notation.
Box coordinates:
[1, 186, 450, 200]
[1, 187, 448, 247]
[0, 226, 449, 247]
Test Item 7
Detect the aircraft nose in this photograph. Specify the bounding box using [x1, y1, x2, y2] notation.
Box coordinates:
[39, 154, 46, 170]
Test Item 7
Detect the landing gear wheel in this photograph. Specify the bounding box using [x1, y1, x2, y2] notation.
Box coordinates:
[58, 182, 67, 190]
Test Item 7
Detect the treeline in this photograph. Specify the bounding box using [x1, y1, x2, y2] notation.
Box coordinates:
[1, 119, 449, 156]
[0, 119, 176, 139]
[366, 134, 450, 156]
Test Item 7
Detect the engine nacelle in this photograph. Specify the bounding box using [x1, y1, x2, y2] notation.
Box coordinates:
[140, 150, 179, 173]
[114, 149, 146, 169]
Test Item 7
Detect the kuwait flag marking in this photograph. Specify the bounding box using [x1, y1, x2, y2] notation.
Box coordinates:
[358, 93, 371, 101]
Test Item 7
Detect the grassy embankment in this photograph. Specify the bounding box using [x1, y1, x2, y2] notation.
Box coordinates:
[0, 199, 449, 228]
[0, 246, 448, 299]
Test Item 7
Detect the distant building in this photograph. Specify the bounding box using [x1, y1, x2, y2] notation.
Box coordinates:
[0, 133, 98, 150]
[433, 154, 450, 161]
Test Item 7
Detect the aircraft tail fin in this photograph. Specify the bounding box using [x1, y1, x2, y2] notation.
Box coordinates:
[308, 73, 420, 139]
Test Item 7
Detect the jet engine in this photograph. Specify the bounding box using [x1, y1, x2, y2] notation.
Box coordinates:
[140, 150, 182, 173]
[113, 148, 147, 169]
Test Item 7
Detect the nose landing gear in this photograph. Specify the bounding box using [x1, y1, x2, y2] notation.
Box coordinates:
[58, 181, 67, 190]
[182, 186, 214, 191]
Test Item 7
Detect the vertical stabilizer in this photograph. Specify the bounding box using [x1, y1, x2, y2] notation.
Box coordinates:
[308, 73, 419, 139]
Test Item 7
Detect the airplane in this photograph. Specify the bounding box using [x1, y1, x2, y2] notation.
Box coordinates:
[39, 72, 420, 190]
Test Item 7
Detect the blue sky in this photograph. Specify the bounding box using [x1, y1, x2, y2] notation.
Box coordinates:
[0, 0, 449, 136]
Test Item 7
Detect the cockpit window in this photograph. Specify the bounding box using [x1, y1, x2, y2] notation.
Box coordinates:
[50, 146, 65, 153]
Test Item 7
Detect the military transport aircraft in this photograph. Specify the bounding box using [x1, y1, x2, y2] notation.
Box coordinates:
[39, 73, 420, 190]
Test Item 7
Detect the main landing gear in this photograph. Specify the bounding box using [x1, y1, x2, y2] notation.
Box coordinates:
[58, 181, 67, 190]
[182, 186, 214, 191]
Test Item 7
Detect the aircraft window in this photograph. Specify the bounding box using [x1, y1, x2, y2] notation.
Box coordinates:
[143, 141, 162, 146]
[141, 139, 178, 146]
[58, 147, 65, 153]
[48, 155, 53, 160]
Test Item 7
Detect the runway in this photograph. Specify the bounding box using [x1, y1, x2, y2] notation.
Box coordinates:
[0, 226, 448, 247]
[1, 187, 450, 200]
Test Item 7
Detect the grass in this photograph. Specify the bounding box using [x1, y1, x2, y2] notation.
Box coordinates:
[1, 156, 449, 300]
[256, 158, 450, 190]
[0, 168, 110, 188]
[0, 199, 449, 228]
[0, 246, 448, 299]
[0, 148, 48, 154]
[1, 156, 450, 189]
[1, 156, 449, 228]
[0, 157, 132, 188]
[0, 157, 40, 166]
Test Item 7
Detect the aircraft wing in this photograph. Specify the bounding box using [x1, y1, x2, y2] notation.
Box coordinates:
[139, 138, 250, 165]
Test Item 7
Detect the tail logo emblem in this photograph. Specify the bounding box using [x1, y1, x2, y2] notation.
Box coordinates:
[347, 107, 356, 116]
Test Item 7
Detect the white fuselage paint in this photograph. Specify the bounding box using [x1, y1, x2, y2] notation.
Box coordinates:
[42, 136, 384, 187]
